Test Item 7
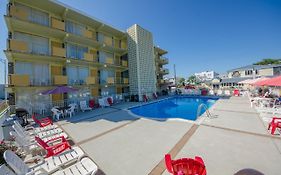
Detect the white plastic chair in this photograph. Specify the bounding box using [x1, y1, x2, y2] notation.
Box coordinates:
[0, 164, 16, 175]
[4, 147, 92, 175]
[10, 131, 39, 155]
[80, 101, 92, 112]
[224, 90, 231, 96]
[66, 105, 75, 118]
[51, 107, 63, 120]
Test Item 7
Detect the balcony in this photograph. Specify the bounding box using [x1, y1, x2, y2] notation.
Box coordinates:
[159, 68, 169, 75]
[86, 77, 96, 85]
[158, 57, 169, 65]
[83, 53, 94, 62]
[8, 74, 30, 86]
[53, 75, 68, 85]
[52, 47, 66, 57]
[8, 39, 29, 53]
[51, 18, 65, 31]
[106, 58, 114, 64]
[83, 29, 93, 39]
[158, 79, 170, 85]
[107, 77, 115, 84]
[9, 5, 28, 21]
[123, 78, 129, 84]
[121, 60, 128, 67]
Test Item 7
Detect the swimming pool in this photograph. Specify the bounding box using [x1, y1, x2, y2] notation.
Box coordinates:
[129, 96, 218, 121]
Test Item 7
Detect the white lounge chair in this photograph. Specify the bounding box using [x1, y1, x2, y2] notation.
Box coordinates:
[10, 131, 39, 155]
[217, 90, 223, 96]
[0, 164, 16, 175]
[52, 157, 98, 175]
[80, 101, 92, 112]
[4, 146, 86, 174]
[12, 124, 68, 142]
[13, 121, 64, 139]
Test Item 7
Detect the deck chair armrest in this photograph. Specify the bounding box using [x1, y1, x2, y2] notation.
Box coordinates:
[46, 136, 66, 144]
[46, 142, 70, 157]
[272, 117, 281, 123]
[25, 155, 45, 169]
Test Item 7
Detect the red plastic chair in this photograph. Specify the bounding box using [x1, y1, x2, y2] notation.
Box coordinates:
[143, 95, 148, 102]
[165, 154, 206, 175]
[107, 97, 113, 105]
[35, 136, 71, 158]
[233, 89, 240, 96]
[89, 99, 95, 108]
[32, 114, 53, 127]
[268, 117, 281, 135]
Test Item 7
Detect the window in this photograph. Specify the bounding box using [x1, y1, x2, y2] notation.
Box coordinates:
[100, 70, 115, 84]
[16, 3, 49, 26]
[15, 61, 49, 85]
[65, 20, 85, 36]
[14, 32, 49, 55]
[66, 43, 88, 59]
[67, 66, 89, 85]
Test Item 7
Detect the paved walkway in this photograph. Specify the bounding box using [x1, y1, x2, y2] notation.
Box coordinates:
[58, 96, 281, 175]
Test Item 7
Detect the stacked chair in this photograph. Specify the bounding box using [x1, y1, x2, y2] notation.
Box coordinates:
[1, 114, 98, 175]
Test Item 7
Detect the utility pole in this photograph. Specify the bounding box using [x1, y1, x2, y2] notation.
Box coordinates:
[174, 64, 177, 86]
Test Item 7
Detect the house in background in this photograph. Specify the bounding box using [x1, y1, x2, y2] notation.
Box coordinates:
[194, 71, 219, 82]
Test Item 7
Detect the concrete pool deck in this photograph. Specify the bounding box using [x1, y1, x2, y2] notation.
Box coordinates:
[58, 96, 281, 175]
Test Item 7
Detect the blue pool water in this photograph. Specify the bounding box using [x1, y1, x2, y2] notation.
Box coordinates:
[129, 96, 218, 121]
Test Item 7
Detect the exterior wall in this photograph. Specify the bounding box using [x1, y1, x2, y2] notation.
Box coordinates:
[195, 71, 218, 81]
[259, 68, 273, 76]
[127, 25, 157, 100]
[5, 0, 129, 106]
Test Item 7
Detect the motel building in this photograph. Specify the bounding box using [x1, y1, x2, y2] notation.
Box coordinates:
[4, 0, 170, 112]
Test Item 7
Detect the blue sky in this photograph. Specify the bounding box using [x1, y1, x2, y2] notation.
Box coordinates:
[1, 0, 281, 83]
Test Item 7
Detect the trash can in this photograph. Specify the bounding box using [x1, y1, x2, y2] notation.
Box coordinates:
[1, 115, 22, 141]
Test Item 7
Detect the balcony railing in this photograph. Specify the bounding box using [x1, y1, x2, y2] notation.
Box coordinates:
[159, 68, 169, 74]
[106, 58, 114, 64]
[8, 39, 29, 53]
[83, 53, 94, 62]
[115, 77, 129, 84]
[121, 60, 128, 67]
[86, 77, 97, 85]
[52, 46, 66, 57]
[159, 57, 169, 64]
[51, 18, 65, 31]
[107, 77, 115, 84]
[53, 75, 68, 85]
[8, 74, 30, 86]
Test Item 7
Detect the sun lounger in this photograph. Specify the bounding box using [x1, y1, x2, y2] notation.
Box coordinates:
[80, 100, 92, 112]
[12, 124, 68, 142]
[52, 157, 98, 175]
[268, 117, 281, 135]
[4, 146, 85, 174]
[0, 164, 16, 175]
[35, 136, 71, 158]
[32, 114, 53, 127]
[10, 131, 39, 154]
[13, 120, 64, 139]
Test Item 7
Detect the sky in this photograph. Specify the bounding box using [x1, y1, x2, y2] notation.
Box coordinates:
[0, 0, 281, 83]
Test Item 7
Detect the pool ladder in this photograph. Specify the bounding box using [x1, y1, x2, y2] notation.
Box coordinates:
[197, 103, 213, 119]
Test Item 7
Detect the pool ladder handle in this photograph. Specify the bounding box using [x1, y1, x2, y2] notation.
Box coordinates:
[197, 103, 217, 119]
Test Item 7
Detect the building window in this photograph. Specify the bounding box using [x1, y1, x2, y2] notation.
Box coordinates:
[66, 66, 89, 85]
[66, 43, 88, 59]
[65, 20, 85, 36]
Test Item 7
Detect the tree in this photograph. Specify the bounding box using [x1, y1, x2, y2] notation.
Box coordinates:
[253, 58, 281, 65]
[187, 75, 197, 84]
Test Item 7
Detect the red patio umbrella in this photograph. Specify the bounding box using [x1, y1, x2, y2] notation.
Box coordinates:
[252, 77, 271, 86]
[257, 76, 281, 87]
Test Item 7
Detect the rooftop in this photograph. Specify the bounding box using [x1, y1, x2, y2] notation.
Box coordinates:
[228, 64, 281, 72]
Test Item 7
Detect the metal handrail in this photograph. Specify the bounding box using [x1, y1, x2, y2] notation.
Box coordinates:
[197, 103, 212, 119]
